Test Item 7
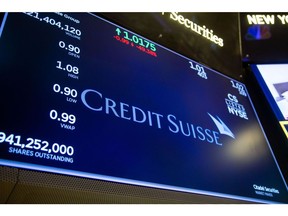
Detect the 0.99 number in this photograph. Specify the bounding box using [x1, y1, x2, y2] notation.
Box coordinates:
[49, 109, 76, 124]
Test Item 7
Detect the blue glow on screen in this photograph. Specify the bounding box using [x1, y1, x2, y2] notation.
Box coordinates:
[252, 64, 288, 121]
[0, 13, 288, 203]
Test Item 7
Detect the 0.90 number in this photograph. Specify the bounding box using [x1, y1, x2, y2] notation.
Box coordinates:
[59, 41, 80, 54]
[53, 84, 77, 98]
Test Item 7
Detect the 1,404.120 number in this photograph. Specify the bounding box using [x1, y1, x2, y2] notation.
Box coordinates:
[24, 13, 82, 37]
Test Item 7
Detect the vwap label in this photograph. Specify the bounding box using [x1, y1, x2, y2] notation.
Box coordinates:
[81, 88, 235, 147]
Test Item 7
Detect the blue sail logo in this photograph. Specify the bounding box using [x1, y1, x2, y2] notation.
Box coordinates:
[208, 113, 235, 139]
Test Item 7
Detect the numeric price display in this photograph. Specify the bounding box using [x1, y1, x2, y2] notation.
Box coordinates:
[49, 109, 76, 124]
[59, 41, 80, 52]
[114, 27, 157, 57]
[53, 84, 78, 98]
[0, 12, 82, 166]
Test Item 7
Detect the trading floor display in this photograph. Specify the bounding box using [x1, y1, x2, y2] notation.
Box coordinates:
[0, 13, 287, 203]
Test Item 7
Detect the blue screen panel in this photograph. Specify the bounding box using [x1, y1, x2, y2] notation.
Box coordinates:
[0, 13, 287, 203]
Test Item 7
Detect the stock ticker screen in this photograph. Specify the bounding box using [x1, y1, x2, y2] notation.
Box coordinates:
[0, 13, 287, 203]
[251, 64, 288, 153]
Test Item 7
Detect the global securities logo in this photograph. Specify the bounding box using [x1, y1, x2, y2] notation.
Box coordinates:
[81, 89, 235, 147]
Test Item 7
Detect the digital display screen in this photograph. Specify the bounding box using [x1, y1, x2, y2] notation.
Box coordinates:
[101, 12, 242, 79]
[240, 13, 288, 64]
[0, 13, 287, 203]
[251, 64, 288, 139]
